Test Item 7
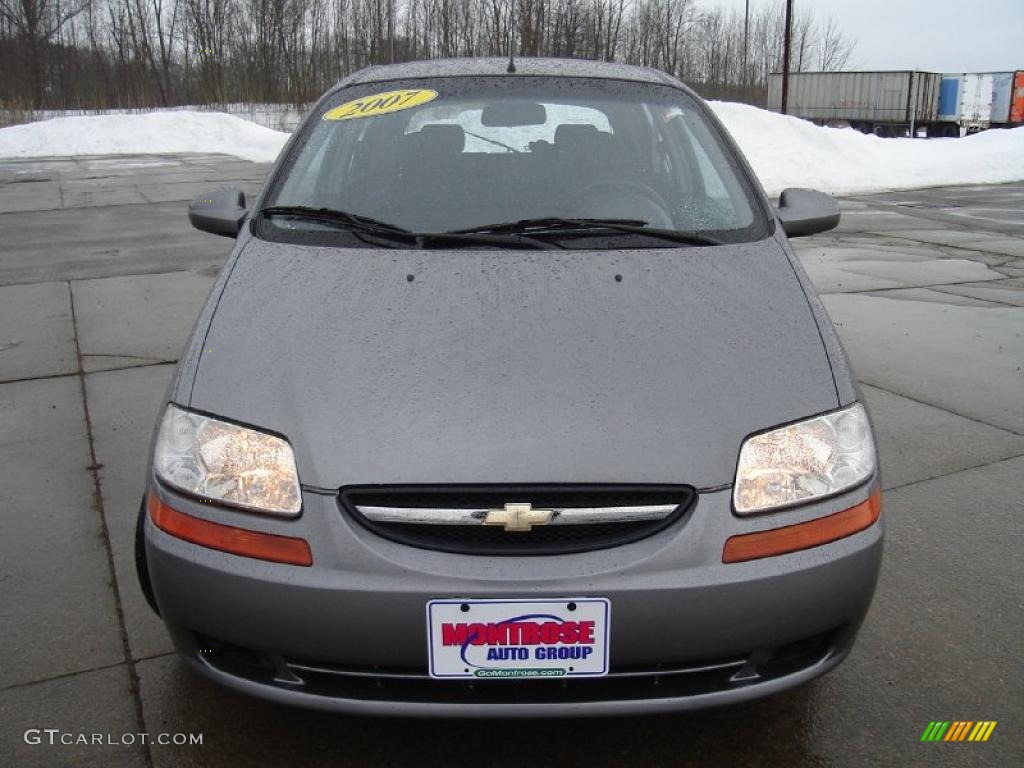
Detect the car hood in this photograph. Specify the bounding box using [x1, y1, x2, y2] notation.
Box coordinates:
[190, 237, 838, 490]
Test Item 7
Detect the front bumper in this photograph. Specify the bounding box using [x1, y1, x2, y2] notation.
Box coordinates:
[145, 481, 883, 716]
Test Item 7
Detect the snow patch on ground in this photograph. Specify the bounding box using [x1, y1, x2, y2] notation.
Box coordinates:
[0, 111, 289, 163]
[1, 103, 1023, 195]
[709, 101, 1024, 196]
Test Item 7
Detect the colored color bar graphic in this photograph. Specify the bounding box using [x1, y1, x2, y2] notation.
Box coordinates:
[921, 721, 949, 742]
[921, 720, 996, 742]
[971, 722, 997, 742]
[944, 721, 972, 741]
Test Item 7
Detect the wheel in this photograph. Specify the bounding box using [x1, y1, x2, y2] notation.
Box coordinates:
[135, 496, 160, 616]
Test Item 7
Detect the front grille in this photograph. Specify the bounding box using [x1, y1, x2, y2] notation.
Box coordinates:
[192, 629, 838, 705]
[338, 485, 697, 555]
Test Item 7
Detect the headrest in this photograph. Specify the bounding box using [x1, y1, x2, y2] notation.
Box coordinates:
[554, 123, 607, 148]
[411, 124, 466, 154]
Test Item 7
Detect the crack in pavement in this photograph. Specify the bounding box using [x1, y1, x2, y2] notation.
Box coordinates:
[1, 652, 177, 692]
[0, 359, 177, 386]
[835, 191, 1024, 236]
[925, 286, 1023, 308]
[85, 353, 169, 361]
[68, 280, 155, 768]
[860, 378, 1024, 438]
[818, 278, 1024, 304]
[802, 228, 1023, 261]
[844, 234, 1024, 261]
[883, 452, 1024, 495]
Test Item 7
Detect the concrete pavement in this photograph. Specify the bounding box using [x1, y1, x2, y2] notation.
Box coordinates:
[0, 156, 1021, 767]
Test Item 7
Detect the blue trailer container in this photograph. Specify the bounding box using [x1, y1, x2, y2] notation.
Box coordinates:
[938, 76, 960, 121]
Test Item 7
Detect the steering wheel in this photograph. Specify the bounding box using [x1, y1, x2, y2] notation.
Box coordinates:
[567, 180, 675, 229]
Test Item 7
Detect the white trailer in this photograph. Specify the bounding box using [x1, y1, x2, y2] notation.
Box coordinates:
[959, 73, 993, 132]
[989, 72, 1016, 124]
[766, 71, 942, 137]
[938, 73, 994, 135]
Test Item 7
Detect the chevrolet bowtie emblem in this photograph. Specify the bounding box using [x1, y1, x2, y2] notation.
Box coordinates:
[483, 503, 554, 532]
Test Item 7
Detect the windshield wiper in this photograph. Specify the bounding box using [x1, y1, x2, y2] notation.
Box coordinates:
[451, 217, 721, 246]
[462, 130, 522, 154]
[417, 232, 561, 250]
[260, 206, 558, 249]
[259, 205, 413, 237]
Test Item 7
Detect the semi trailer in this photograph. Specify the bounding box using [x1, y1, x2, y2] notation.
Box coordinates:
[766, 71, 941, 136]
[768, 70, 1024, 137]
[986, 71, 1024, 127]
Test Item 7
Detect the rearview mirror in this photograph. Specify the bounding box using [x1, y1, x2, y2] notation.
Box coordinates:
[189, 188, 248, 237]
[776, 188, 840, 237]
[480, 101, 547, 127]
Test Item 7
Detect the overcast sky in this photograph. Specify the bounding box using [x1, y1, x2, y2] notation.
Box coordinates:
[712, 0, 1024, 72]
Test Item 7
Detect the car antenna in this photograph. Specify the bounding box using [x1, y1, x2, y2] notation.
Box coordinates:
[506, 1, 516, 73]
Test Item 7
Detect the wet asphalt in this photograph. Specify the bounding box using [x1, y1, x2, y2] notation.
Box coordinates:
[0, 156, 1021, 767]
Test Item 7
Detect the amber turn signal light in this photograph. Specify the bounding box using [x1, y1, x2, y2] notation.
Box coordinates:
[147, 492, 313, 566]
[723, 489, 881, 564]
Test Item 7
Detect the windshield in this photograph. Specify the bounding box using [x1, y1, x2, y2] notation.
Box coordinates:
[261, 76, 769, 247]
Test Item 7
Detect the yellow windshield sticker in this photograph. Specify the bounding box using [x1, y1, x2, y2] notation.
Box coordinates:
[323, 89, 439, 121]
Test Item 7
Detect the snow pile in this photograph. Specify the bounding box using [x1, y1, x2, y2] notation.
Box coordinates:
[710, 101, 1024, 196]
[2, 103, 1023, 195]
[29, 103, 306, 132]
[0, 111, 288, 163]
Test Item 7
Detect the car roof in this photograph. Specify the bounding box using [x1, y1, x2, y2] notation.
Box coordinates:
[336, 57, 682, 91]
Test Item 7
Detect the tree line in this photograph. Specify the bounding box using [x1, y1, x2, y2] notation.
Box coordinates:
[0, 0, 854, 115]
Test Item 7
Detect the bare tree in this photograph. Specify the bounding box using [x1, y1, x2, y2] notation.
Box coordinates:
[1, 0, 860, 116]
[184, 0, 233, 102]
[0, 0, 92, 107]
[122, 0, 180, 105]
[817, 15, 854, 71]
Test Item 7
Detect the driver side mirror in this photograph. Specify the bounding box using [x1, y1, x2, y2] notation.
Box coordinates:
[776, 188, 840, 237]
[189, 188, 248, 237]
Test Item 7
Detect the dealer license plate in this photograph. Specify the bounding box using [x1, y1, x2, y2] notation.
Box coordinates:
[427, 598, 610, 679]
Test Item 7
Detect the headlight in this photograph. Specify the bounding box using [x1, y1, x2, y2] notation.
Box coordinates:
[154, 405, 301, 516]
[734, 403, 876, 515]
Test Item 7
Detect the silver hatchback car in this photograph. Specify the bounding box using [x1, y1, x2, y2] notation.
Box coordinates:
[137, 58, 883, 716]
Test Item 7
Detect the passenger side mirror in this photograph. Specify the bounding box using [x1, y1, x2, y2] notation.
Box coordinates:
[776, 188, 840, 237]
[189, 188, 248, 237]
